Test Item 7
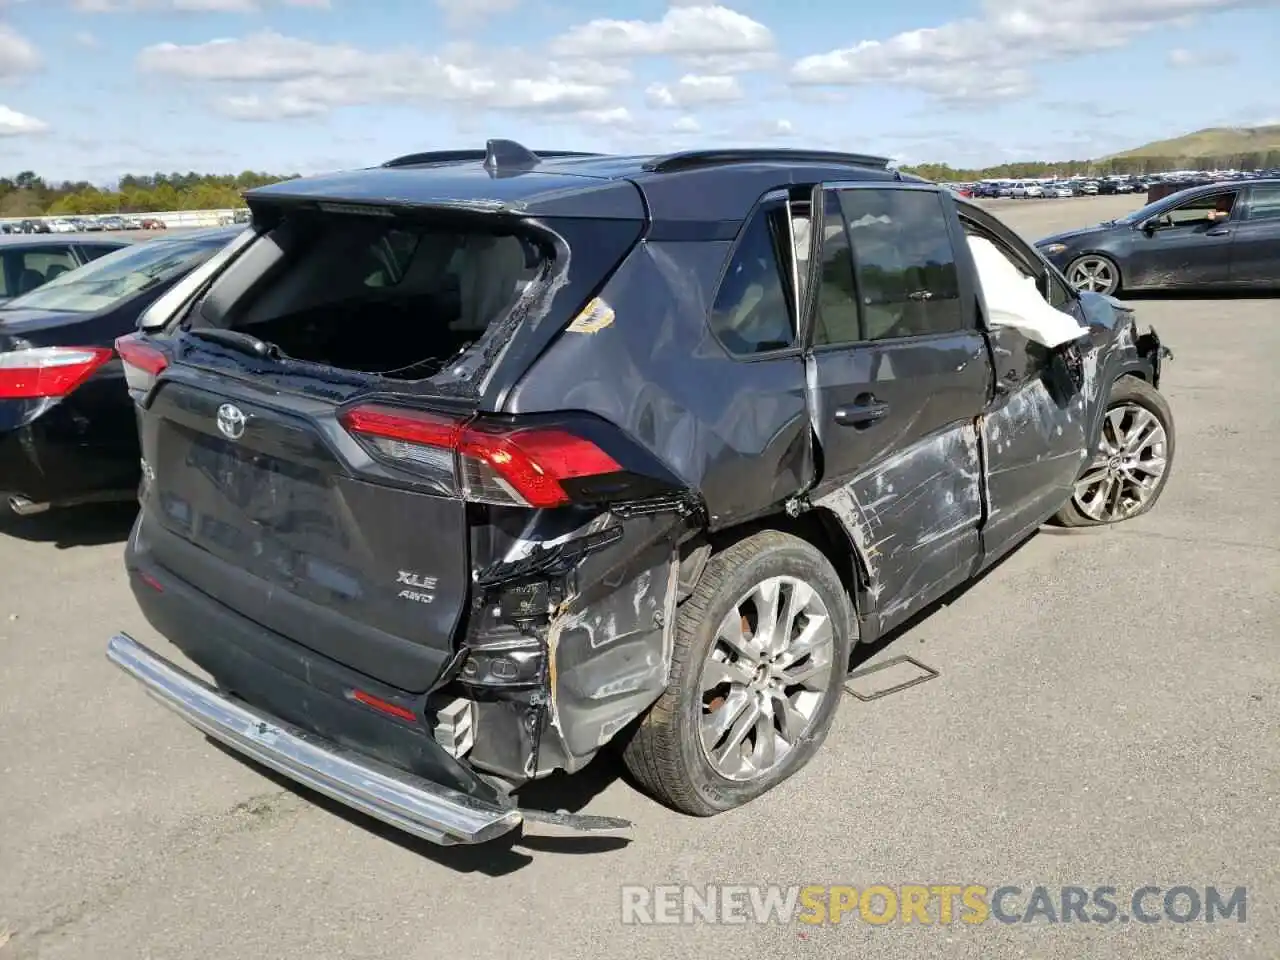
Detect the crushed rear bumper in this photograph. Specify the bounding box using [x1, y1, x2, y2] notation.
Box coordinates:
[108, 632, 526, 846]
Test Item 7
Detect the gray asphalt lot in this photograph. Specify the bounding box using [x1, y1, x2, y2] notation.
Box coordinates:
[0, 195, 1276, 959]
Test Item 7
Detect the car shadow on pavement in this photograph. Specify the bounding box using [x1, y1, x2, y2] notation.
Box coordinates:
[186, 526, 1065, 871]
[0, 502, 137, 548]
[208, 737, 630, 876]
[1118, 289, 1275, 302]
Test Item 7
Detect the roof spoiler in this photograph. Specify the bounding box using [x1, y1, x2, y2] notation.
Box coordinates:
[382, 140, 602, 170]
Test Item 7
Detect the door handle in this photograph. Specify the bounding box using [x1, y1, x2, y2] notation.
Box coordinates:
[835, 394, 890, 427]
[1205, 227, 1231, 237]
[908, 290, 933, 301]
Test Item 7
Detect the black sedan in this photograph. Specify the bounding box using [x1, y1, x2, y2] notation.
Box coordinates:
[0, 226, 244, 515]
[1037, 178, 1280, 295]
[0, 234, 131, 305]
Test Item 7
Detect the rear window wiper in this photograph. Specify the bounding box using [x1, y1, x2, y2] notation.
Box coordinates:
[186, 328, 282, 361]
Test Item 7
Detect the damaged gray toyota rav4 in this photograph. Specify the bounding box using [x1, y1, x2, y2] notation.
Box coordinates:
[107, 140, 1174, 845]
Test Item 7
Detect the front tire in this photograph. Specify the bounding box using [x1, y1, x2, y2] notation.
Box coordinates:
[621, 531, 854, 816]
[1054, 376, 1174, 527]
[1066, 254, 1122, 295]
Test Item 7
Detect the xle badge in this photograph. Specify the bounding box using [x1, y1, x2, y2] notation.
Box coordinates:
[396, 570, 438, 604]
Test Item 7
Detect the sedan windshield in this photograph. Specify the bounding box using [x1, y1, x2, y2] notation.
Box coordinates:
[0, 235, 223, 314]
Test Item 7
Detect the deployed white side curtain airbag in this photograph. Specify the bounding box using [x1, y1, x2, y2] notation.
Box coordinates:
[966, 235, 1089, 348]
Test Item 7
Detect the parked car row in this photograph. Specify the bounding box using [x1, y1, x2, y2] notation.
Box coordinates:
[0, 139, 1174, 851]
[1, 215, 167, 234]
[954, 167, 1280, 202]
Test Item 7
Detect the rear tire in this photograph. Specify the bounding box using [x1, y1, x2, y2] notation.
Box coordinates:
[621, 531, 854, 816]
[1053, 376, 1174, 527]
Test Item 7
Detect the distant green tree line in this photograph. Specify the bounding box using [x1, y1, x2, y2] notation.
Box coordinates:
[899, 150, 1280, 182]
[4, 148, 1279, 216]
[0, 170, 298, 218]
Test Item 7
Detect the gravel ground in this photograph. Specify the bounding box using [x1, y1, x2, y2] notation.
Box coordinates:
[0, 194, 1275, 960]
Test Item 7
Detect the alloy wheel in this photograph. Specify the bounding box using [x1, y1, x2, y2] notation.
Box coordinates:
[697, 576, 835, 782]
[1072, 401, 1168, 522]
[1067, 256, 1119, 295]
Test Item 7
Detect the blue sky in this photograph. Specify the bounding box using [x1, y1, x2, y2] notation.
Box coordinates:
[0, 0, 1276, 183]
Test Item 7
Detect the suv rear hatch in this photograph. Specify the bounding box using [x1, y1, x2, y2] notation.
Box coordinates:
[123, 196, 641, 694]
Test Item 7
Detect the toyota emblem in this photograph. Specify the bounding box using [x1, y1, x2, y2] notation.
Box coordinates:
[216, 403, 247, 441]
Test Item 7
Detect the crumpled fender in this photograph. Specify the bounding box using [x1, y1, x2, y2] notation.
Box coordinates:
[1076, 292, 1171, 453]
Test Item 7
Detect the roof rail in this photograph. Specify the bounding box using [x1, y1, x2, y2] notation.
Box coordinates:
[383, 140, 603, 169]
[642, 148, 891, 174]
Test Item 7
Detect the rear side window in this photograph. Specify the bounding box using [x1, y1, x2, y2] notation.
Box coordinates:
[1245, 185, 1280, 221]
[709, 203, 798, 355]
[812, 191, 861, 346]
[1, 245, 77, 299]
[838, 188, 964, 340]
[210, 215, 545, 381]
[78, 244, 123, 263]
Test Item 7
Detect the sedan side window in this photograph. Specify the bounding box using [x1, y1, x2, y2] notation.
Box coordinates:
[15, 246, 76, 295]
[1160, 191, 1238, 227]
[838, 188, 964, 341]
[1245, 185, 1280, 221]
[709, 202, 798, 355]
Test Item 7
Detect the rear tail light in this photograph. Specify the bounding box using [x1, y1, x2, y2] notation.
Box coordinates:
[115, 333, 169, 393]
[340, 404, 622, 508]
[0, 346, 114, 399]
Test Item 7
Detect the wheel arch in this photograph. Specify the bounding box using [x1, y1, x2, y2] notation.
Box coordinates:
[686, 506, 871, 623]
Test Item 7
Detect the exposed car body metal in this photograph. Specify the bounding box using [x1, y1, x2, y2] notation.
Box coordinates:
[107, 142, 1174, 844]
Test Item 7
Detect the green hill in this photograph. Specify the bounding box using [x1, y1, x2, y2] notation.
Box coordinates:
[1111, 124, 1280, 160]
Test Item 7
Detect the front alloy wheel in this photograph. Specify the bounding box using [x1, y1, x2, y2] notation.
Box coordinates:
[1072, 402, 1168, 521]
[1054, 376, 1175, 527]
[1066, 255, 1120, 295]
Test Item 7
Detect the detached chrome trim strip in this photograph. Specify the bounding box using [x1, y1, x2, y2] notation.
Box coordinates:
[106, 633, 522, 846]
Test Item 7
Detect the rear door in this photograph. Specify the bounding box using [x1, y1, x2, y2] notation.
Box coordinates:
[1229, 183, 1280, 286]
[803, 183, 990, 629]
[1127, 188, 1239, 288]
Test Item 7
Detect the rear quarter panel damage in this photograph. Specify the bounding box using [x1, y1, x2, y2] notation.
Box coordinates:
[504, 239, 814, 527]
[465, 508, 686, 778]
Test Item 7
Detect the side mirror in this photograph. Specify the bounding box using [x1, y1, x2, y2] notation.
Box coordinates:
[1141, 219, 1161, 234]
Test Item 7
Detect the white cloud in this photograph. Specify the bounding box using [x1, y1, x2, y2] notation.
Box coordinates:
[575, 105, 634, 127]
[791, 0, 1277, 102]
[214, 91, 327, 119]
[550, 4, 774, 60]
[0, 24, 40, 76]
[645, 74, 742, 108]
[0, 104, 49, 135]
[672, 115, 700, 133]
[434, 0, 518, 28]
[1167, 46, 1236, 67]
[73, 30, 101, 47]
[138, 32, 620, 117]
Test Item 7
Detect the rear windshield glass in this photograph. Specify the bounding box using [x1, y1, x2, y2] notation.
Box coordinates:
[2, 236, 222, 314]
[205, 213, 546, 381]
